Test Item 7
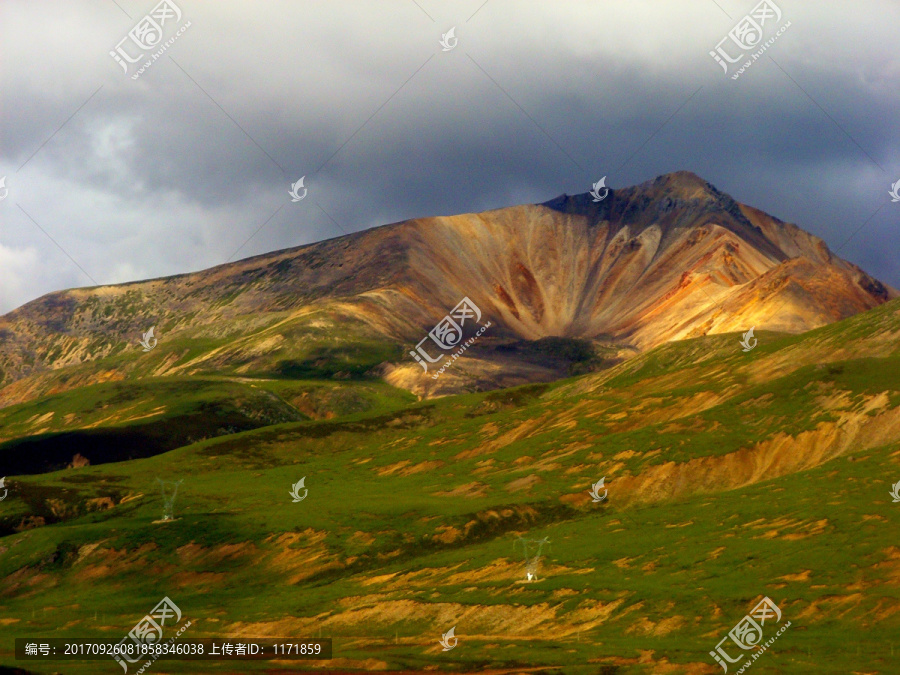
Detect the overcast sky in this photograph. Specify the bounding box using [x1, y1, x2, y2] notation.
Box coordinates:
[1, 0, 898, 314]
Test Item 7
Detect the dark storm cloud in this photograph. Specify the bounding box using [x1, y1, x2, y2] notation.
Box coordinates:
[1, 0, 898, 313]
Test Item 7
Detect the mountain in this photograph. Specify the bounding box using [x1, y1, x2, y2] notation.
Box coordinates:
[0, 171, 894, 406]
[2, 171, 899, 672]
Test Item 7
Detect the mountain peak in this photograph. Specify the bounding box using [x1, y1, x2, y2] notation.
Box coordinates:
[639, 169, 714, 192]
[543, 170, 722, 214]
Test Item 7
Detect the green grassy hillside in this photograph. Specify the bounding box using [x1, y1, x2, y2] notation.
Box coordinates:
[1, 300, 899, 673]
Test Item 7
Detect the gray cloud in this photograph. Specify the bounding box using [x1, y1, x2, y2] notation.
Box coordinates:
[1, 0, 898, 313]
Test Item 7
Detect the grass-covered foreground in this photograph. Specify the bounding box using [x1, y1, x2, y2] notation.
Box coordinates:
[2, 300, 900, 673]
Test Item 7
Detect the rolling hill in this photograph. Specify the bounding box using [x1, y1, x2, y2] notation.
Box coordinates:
[1, 294, 899, 673]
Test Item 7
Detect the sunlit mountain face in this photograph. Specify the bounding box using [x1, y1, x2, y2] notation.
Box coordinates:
[0, 171, 893, 406]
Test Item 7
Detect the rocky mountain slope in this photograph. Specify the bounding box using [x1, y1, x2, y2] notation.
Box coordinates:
[0, 171, 894, 404]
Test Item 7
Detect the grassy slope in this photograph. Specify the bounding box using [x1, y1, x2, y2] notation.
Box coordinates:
[0, 301, 899, 673]
[0, 303, 408, 411]
[0, 375, 414, 482]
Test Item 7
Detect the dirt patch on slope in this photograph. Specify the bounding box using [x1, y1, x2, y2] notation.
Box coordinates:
[607, 404, 900, 507]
